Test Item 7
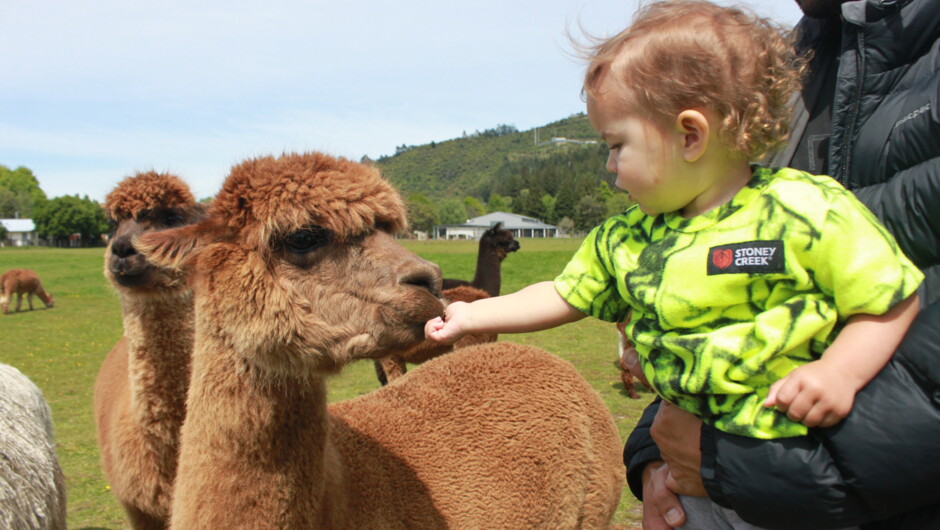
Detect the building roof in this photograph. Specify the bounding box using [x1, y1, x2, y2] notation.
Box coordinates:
[0, 219, 36, 232]
[460, 211, 556, 230]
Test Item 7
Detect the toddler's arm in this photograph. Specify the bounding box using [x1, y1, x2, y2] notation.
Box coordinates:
[425, 281, 586, 344]
[764, 293, 920, 427]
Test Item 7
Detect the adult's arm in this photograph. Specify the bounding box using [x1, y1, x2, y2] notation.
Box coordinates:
[852, 161, 940, 275]
[625, 303, 940, 527]
[702, 302, 940, 527]
[623, 398, 662, 500]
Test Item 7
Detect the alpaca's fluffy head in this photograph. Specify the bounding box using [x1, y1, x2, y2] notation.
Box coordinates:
[105, 171, 197, 221]
[209, 152, 409, 253]
[103, 172, 205, 293]
[138, 152, 442, 378]
[481, 222, 520, 260]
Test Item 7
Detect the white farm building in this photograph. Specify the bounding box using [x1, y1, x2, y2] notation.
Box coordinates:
[432, 212, 557, 240]
[0, 219, 38, 246]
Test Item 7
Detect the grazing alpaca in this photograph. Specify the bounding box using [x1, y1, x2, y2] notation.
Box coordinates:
[0, 269, 54, 314]
[374, 284, 497, 384]
[0, 363, 67, 530]
[441, 222, 520, 297]
[138, 152, 623, 529]
[94, 172, 205, 529]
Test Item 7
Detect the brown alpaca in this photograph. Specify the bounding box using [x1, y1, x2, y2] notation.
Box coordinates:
[374, 284, 497, 384]
[441, 221, 520, 297]
[0, 269, 54, 314]
[138, 152, 623, 529]
[93, 172, 205, 530]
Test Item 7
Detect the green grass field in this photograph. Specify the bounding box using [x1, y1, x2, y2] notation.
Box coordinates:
[0, 239, 650, 529]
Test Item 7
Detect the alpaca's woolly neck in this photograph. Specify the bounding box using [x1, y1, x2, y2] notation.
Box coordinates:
[471, 245, 503, 297]
[171, 332, 345, 529]
[34, 287, 53, 306]
[121, 291, 193, 444]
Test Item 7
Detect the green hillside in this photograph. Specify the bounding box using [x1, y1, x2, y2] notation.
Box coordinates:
[376, 113, 600, 198]
[374, 113, 628, 232]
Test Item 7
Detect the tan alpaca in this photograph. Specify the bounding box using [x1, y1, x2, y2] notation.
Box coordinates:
[93, 172, 205, 529]
[0, 269, 54, 314]
[375, 284, 498, 383]
[138, 152, 624, 529]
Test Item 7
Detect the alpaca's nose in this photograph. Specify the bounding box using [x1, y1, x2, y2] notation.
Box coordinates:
[399, 259, 442, 299]
[110, 236, 137, 259]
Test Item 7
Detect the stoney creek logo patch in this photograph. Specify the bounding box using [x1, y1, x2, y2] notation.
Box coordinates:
[708, 240, 784, 275]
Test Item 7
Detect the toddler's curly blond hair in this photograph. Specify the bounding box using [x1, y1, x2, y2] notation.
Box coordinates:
[583, 0, 807, 161]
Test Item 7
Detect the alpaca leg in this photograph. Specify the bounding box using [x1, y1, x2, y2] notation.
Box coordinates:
[381, 356, 407, 382]
[619, 364, 640, 399]
[123, 503, 166, 530]
[373, 359, 389, 386]
[27, 293, 34, 311]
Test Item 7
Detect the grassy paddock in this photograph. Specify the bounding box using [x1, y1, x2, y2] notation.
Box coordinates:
[0, 239, 649, 529]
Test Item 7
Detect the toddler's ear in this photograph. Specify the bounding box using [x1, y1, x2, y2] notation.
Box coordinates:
[676, 109, 709, 162]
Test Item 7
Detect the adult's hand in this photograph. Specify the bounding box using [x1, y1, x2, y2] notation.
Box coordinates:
[651, 401, 707, 497]
[642, 461, 686, 529]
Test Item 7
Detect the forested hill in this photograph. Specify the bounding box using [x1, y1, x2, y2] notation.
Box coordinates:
[372, 113, 630, 232]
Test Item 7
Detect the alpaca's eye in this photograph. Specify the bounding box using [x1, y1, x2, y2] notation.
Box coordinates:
[283, 228, 331, 254]
[160, 210, 185, 227]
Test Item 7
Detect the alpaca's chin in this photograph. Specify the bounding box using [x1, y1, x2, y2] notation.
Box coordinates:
[109, 269, 153, 288]
[329, 324, 429, 365]
[108, 267, 185, 294]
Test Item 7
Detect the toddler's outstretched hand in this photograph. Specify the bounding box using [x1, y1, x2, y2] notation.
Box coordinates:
[763, 359, 855, 428]
[425, 301, 471, 345]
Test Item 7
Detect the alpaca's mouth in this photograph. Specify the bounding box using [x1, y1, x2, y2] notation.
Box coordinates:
[110, 259, 150, 282]
[108, 254, 169, 289]
[112, 271, 151, 287]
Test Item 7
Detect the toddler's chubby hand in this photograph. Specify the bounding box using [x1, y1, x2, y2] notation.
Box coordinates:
[763, 359, 854, 428]
[424, 301, 470, 344]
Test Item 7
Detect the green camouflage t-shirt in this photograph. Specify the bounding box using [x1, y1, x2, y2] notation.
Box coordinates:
[555, 167, 923, 438]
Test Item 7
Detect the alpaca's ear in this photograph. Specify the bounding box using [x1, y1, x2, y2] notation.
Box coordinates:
[135, 217, 223, 271]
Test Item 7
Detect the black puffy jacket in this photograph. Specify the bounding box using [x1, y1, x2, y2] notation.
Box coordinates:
[624, 1, 940, 527]
[783, 0, 940, 305]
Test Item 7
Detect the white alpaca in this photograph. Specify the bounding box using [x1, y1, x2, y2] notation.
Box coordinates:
[0, 363, 67, 530]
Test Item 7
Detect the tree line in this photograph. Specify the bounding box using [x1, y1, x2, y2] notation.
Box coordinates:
[376, 115, 635, 235]
[0, 165, 109, 246]
[401, 142, 634, 234]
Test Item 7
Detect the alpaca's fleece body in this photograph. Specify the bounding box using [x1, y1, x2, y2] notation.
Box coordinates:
[94, 171, 204, 529]
[136, 152, 622, 529]
[376, 285, 498, 383]
[334, 343, 624, 528]
[0, 269, 54, 314]
[0, 363, 67, 530]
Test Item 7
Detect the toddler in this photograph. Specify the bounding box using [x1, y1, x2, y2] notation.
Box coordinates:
[426, 0, 921, 443]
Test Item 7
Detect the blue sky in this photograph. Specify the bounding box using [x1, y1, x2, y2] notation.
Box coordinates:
[1, 1, 804, 202]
